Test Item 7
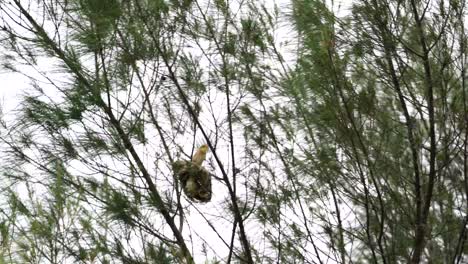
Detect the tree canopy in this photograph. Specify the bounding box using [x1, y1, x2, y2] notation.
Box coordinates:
[0, 0, 467, 263]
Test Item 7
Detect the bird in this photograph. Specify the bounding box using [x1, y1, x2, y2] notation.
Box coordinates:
[192, 144, 209, 166]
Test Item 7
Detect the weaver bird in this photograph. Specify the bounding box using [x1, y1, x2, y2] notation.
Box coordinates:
[192, 144, 209, 166]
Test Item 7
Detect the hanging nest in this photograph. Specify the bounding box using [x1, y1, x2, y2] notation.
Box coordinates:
[172, 160, 212, 202]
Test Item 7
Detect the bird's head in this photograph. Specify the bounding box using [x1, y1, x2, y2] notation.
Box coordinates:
[198, 144, 209, 153]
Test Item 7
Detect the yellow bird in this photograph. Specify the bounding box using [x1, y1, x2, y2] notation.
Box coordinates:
[192, 144, 209, 166]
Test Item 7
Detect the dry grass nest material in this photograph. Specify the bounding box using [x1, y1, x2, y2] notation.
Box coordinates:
[172, 160, 212, 203]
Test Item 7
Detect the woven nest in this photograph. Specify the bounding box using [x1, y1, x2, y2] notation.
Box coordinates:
[172, 160, 212, 202]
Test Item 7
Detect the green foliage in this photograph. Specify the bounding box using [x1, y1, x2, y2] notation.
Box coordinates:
[23, 96, 69, 130]
[1, 0, 467, 263]
[72, 0, 121, 51]
[105, 189, 139, 226]
[179, 54, 207, 95]
[241, 18, 266, 52]
[0, 221, 9, 247]
[9, 193, 30, 217]
[146, 243, 174, 263]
